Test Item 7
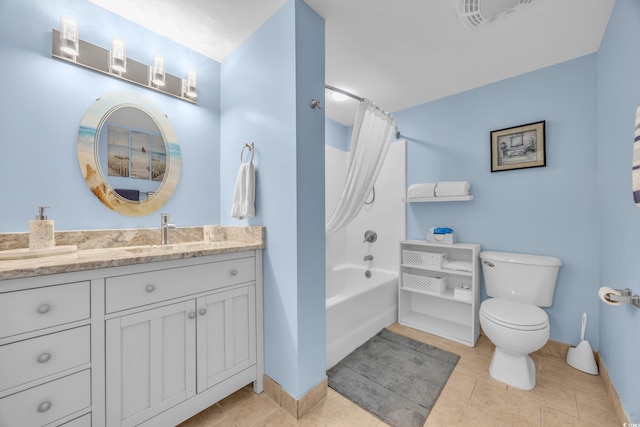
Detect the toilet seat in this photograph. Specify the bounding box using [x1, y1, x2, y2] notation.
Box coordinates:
[480, 298, 548, 331]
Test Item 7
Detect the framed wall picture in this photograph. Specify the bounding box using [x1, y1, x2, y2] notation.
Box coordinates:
[491, 121, 546, 172]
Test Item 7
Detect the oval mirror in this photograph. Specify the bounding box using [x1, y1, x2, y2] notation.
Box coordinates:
[77, 91, 181, 216]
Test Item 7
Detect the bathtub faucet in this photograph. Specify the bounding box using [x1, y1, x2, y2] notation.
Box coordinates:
[364, 255, 374, 261]
[363, 230, 377, 243]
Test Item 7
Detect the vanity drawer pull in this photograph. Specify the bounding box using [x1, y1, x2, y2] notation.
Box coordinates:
[37, 401, 52, 413]
[145, 284, 156, 293]
[188, 312, 196, 319]
[37, 353, 51, 364]
[36, 304, 51, 314]
[230, 269, 238, 276]
[199, 308, 207, 316]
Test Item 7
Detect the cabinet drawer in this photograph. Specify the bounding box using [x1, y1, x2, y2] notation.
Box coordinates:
[0, 369, 91, 427]
[0, 282, 90, 339]
[106, 256, 255, 313]
[61, 413, 91, 427]
[0, 326, 90, 392]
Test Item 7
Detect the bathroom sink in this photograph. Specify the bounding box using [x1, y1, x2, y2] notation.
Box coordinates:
[124, 244, 178, 255]
[123, 242, 222, 255]
[0, 245, 78, 260]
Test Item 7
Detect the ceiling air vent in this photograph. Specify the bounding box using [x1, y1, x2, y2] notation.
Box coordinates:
[456, 0, 532, 30]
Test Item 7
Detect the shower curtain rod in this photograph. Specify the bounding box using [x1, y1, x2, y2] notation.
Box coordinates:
[325, 84, 364, 102]
[324, 84, 402, 139]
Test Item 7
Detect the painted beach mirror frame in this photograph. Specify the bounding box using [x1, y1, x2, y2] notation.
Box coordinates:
[490, 120, 546, 172]
[77, 91, 181, 216]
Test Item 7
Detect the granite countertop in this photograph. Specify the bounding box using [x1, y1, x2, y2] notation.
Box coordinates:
[0, 226, 265, 281]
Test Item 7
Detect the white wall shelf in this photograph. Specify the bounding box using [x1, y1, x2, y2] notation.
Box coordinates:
[402, 195, 474, 203]
[399, 240, 481, 347]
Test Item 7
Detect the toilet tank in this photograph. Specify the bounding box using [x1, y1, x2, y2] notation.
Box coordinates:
[479, 251, 561, 307]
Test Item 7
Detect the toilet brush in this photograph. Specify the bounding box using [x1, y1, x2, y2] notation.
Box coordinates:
[566, 312, 599, 375]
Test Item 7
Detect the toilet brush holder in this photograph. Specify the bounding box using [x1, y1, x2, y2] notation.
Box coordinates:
[566, 313, 599, 375]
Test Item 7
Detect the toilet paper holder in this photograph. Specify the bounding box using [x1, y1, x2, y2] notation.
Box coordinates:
[604, 288, 640, 308]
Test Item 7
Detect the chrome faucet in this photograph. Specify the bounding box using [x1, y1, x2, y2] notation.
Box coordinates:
[160, 213, 176, 245]
[363, 230, 377, 243]
[364, 254, 374, 261]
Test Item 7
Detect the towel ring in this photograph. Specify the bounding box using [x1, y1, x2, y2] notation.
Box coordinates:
[240, 142, 254, 164]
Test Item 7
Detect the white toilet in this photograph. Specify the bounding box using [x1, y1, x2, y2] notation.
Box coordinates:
[479, 251, 561, 390]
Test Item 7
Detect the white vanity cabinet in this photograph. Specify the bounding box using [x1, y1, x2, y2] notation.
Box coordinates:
[0, 280, 93, 427]
[104, 251, 262, 427]
[399, 240, 480, 347]
[0, 247, 263, 427]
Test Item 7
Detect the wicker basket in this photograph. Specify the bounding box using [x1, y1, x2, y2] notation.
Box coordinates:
[402, 273, 447, 295]
[402, 250, 446, 269]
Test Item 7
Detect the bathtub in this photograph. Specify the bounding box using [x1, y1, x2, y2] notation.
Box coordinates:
[326, 265, 398, 369]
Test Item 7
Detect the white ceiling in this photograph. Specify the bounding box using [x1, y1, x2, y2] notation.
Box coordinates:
[89, 0, 615, 126]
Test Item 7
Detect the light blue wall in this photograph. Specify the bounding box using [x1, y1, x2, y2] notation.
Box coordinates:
[220, 0, 326, 398]
[294, 1, 327, 396]
[325, 118, 349, 151]
[396, 55, 600, 348]
[597, 0, 640, 421]
[0, 0, 221, 231]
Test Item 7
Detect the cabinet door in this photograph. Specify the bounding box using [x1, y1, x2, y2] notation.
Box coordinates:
[106, 301, 196, 427]
[196, 285, 256, 393]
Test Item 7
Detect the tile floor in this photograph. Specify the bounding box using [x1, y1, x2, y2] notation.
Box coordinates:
[179, 323, 620, 427]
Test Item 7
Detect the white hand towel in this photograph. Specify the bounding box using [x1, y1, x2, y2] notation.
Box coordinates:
[435, 181, 470, 197]
[231, 162, 255, 219]
[407, 183, 436, 198]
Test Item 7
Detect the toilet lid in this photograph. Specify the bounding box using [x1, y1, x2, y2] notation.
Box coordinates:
[480, 298, 548, 331]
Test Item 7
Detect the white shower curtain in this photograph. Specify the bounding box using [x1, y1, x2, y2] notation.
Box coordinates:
[326, 99, 398, 234]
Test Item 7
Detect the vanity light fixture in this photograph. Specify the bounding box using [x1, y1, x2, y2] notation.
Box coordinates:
[59, 16, 79, 59]
[51, 23, 196, 103]
[149, 55, 166, 87]
[182, 71, 198, 99]
[109, 38, 127, 74]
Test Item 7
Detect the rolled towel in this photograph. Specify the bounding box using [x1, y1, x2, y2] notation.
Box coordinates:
[442, 260, 473, 272]
[407, 183, 436, 198]
[435, 181, 470, 197]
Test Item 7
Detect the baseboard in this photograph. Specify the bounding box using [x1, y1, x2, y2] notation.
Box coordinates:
[596, 353, 631, 424]
[263, 375, 327, 419]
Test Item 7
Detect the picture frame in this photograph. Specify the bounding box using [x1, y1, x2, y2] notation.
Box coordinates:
[491, 120, 546, 172]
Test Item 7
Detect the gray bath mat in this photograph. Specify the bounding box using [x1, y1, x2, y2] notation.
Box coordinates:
[327, 328, 459, 427]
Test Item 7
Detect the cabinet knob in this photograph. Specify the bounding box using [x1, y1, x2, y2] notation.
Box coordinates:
[37, 353, 51, 364]
[37, 401, 52, 413]
[188, 312, 196, 319]
[230, 269, 238, 276]
[199, 308, 207, 316]
[36, 304, 51, 314]
[145, 284, 156, 293]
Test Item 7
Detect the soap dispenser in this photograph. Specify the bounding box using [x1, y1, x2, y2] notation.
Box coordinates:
[29, 206, 55, 250]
